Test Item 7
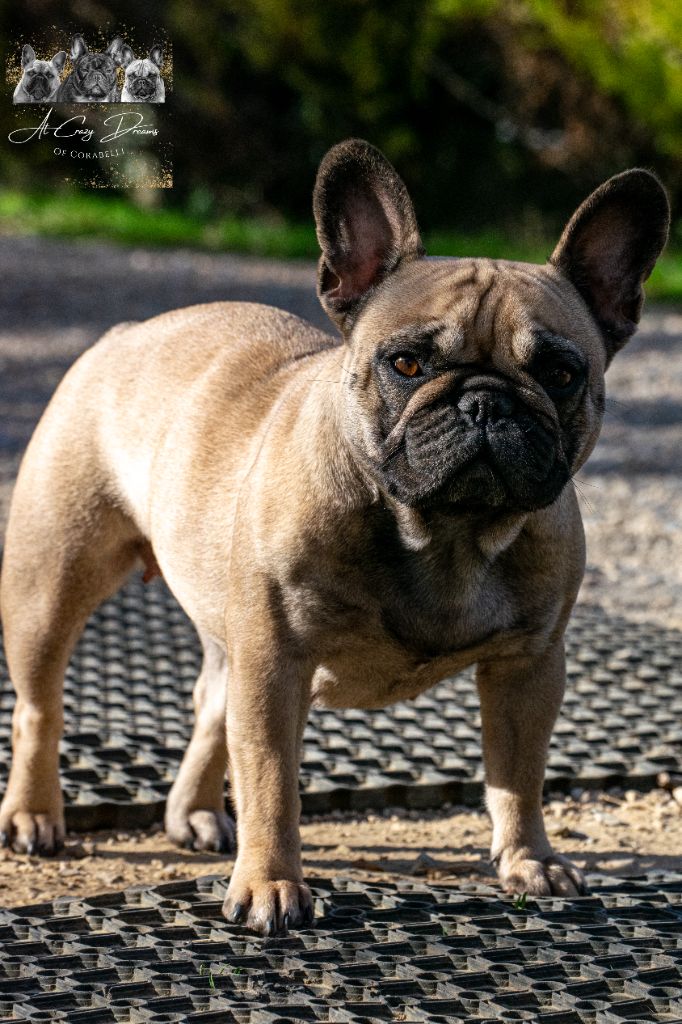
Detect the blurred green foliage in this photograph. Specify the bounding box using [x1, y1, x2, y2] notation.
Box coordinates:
[2, 0, 681, 240]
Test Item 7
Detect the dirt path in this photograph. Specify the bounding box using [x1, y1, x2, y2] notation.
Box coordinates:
[1, 788, 680, 907]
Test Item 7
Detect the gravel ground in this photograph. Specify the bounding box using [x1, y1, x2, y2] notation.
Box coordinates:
[0, 234, 680, 905]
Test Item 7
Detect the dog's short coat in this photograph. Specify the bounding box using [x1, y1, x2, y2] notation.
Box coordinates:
[13, 45, 65, 103]
[0, 141, 669, 935]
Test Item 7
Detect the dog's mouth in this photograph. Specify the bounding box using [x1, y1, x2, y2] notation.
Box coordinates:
[379, 389, 569, 513]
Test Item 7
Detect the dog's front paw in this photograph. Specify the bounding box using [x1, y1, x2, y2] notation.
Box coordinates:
[0, 803, 65, 856]
[496, 848, 587, 898]
[223, 873, 314, 935]
[165, 806, 236, 853]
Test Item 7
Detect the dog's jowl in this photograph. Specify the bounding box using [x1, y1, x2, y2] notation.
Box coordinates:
[0, 140, 669, 935]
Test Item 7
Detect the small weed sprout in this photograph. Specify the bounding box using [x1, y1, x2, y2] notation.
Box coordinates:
[512, 892, 528, 911]
[199, 963, 216, 990]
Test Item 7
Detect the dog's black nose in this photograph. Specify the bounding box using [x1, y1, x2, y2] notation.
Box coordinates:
[457, 389, 515, 426]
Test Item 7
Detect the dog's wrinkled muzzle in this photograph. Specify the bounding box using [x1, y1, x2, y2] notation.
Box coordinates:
[131, 78, 154, 98]
[28, 76, 51, 99]
[381, 382, 567, 512]
[83, 73, 109, 98]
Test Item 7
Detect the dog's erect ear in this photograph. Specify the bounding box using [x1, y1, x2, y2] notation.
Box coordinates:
[106, 37, 124, 64]
[51, 51, 66, 74]
[313, 139, 424, 333]
[21, 44, 36, 68]
[120, 45, 135, 68]
[550, 169, 670, 363]
[149, 45, 163, 69]
[71, 35, 88, 60]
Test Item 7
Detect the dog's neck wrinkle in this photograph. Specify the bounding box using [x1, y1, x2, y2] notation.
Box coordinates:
[296, 374, 375, 509]
[385, 498, 528, 564]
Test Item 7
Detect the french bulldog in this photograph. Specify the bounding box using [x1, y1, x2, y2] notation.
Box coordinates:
[13, 45, 66, 103]
[120, 45, 165, 102]
[56, 34, 123, 102]
[0, 141, 669, 936]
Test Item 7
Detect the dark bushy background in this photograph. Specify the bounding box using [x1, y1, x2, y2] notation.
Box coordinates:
[2, 0, 680, 237]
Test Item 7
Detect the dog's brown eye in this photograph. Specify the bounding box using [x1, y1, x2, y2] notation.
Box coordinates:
[546, 366, 574, 389]
[392, 355, 422, 378]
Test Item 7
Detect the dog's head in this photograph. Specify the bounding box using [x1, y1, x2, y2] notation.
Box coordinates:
[66, 34, 123, 100]
[18, 45, 66, 100]
[313, 140, 669, 515]
[121, 45, 164, 99]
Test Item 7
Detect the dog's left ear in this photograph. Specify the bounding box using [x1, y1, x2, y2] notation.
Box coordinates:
[51, 51, 66, 74]
[71, 35, 88, 60]
[550, 169, 670, 363]
[106, 37, 125, 64]
[313, 139, 424, 333]
[120, 46, 135, 68]
[21, 44, 36, 68]
[149, 45, 163, 69]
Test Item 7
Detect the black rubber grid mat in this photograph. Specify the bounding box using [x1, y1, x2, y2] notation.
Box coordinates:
[1, 873, 682, 1022]
[1, 577, 681, 829]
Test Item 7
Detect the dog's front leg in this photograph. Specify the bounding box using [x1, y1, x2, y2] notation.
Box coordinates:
[476, 640, 587, 897]
[222, 641, 314, 935]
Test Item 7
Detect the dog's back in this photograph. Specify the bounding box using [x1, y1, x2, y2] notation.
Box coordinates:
[25, 301, 336, 535]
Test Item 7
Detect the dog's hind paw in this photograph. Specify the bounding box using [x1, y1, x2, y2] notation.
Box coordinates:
[165, 807, 236, 853]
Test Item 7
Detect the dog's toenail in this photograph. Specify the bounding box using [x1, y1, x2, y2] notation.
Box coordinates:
[0, 831, 9, 848]
[229, 902, 243, 923]
[27, 841, 38, 856]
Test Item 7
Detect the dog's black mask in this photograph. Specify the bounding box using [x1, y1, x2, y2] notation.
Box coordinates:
[25, 69, 58, 99]
[73, 53, 118, 99]
[379, 377, 570, 514]
[127, 70, 159, 99]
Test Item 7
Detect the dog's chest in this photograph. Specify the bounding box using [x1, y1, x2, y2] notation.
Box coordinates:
[306, 551, 518, 710]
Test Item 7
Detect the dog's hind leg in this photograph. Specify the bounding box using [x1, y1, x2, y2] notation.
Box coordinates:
[0, 455, 141, 854]
[164, 626, 233, 851]
[164, 631, 234, 852]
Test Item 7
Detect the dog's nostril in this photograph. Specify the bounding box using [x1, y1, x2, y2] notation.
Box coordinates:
[457, 390, 514, 426]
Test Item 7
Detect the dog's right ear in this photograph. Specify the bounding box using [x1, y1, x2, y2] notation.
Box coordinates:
[313, 139, 424, 333]
[71, 35, 88, 60]
[51, 51, 66, 74]
[120, 45, 135, 68]
[21, 44, 36, 68]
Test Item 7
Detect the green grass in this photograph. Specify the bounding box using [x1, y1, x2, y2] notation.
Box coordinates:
[1, 189, 680, 301]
